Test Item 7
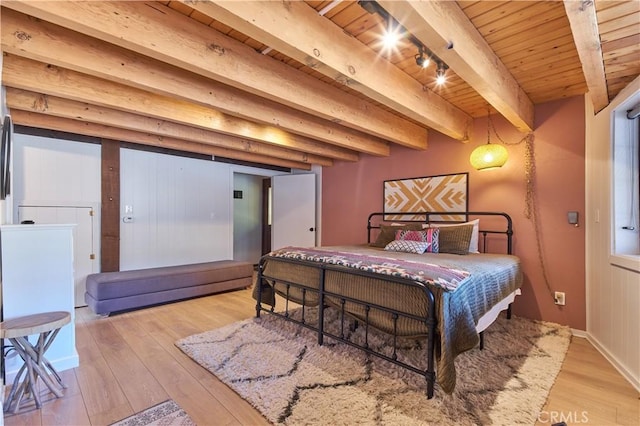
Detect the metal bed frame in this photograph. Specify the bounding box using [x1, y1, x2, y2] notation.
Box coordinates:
[256, 211, 514, 399]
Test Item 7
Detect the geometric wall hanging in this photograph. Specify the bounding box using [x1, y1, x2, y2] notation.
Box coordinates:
[383, 172, 468, 221]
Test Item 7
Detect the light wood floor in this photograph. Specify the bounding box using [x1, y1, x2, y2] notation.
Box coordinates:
[3, 288, 639, 425]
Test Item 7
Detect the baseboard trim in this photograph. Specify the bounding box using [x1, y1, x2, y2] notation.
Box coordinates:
[586, 333, 640, 392]
[571, 328, 588, 338]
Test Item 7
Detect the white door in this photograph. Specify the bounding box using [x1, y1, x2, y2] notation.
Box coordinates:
[18, 205, 98, 307]
[272, 174, 316, 250]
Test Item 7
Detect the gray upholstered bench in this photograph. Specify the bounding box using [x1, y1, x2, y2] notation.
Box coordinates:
[85, 260, 253, 315]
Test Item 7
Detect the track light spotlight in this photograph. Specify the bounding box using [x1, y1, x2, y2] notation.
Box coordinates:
[415, 47, 430, 68]
[436, 61, 448, 85]
[382, 24, 402, 49]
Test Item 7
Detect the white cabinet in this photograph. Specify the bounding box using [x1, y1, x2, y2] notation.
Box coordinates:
[1, 224, 79, 382]
[18, 205, 98, 307]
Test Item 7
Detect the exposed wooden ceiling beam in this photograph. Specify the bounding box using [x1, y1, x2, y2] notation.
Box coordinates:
[0, 9, 389, 156]
[188, 0, 472, 141]
[5, 88, 341, 166]
[377, 0, 535, 133]
[563, 0, 609, 113]
[2, 55, 353, 162]
[2, 1, 428, 149]
[10, 110, 314, 171]
[0, 8, 389, 157]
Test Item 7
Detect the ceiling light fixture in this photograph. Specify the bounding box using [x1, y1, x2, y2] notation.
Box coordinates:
[435, 61, 448, 85]
[382, 24, 402, 50]
[470, 143, 508, 171]
[415, 46, 430, 68]
[470, 109, 508, 170]
[358, 0, 450, 82]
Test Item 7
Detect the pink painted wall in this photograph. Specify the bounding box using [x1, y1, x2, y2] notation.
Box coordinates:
[322, 96, 586, 330]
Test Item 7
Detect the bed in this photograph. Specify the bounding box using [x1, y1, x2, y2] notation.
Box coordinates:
[254, 211, 523, 398]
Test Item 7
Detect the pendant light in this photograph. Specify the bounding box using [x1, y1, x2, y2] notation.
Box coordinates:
[470, 110, 508, 171]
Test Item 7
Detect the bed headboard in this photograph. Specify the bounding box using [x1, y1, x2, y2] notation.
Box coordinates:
[367, 211, 514, 254]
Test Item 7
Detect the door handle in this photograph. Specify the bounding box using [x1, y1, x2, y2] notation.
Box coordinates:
[309, 227, 315, 232]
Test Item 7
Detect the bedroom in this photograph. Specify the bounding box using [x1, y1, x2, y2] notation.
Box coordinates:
[0, 0, 638, 424]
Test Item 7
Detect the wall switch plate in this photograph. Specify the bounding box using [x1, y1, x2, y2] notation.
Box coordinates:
[554, 291, 566, 306]
[567, 211, 579, 226]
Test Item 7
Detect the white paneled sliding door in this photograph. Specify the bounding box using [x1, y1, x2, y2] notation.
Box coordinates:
[120, 149, 232, 270]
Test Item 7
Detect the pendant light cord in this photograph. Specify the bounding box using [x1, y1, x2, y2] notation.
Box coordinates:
[489, 116, 555, 302]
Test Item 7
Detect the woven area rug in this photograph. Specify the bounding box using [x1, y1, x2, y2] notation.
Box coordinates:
[176, 308, 571, 425]
[110, 399, 195, 426]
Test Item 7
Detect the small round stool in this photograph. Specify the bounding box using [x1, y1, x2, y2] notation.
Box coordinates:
[1, 311, 71, 413]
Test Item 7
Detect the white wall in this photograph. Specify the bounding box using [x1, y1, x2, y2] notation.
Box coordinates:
[120, 148, 234, 270]
[13, 133, 101, 209]
[119, 151, 305, 269]
[11, 132, 324, 272]
[585, 76, 640, 391]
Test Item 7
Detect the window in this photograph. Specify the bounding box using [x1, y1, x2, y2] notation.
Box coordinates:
[612, 91, 640, 270]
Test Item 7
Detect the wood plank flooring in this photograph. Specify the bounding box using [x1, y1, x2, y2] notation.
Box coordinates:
[3, 288, 639, 425]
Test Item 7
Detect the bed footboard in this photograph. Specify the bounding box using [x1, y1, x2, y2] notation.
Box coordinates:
[256, 256, 438, 399]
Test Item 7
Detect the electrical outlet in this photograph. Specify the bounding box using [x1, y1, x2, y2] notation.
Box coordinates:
[554, 291, 566, 306]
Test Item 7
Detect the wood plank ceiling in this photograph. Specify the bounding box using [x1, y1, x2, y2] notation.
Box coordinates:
[1, 1, 638, 170]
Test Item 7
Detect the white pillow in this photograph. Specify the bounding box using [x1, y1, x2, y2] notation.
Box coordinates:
[384, 239, 430, 254]
[423, 219, 480, 253]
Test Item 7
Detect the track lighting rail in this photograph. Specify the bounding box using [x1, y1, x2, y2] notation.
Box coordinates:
[358, 0, 449, 82]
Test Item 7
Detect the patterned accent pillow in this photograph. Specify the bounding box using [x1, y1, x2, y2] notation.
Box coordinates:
[437, 224, 474, 255]
[384, 239, 430, 254]
[395, 228, 440, 253]
[370, 224, 422, 248]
